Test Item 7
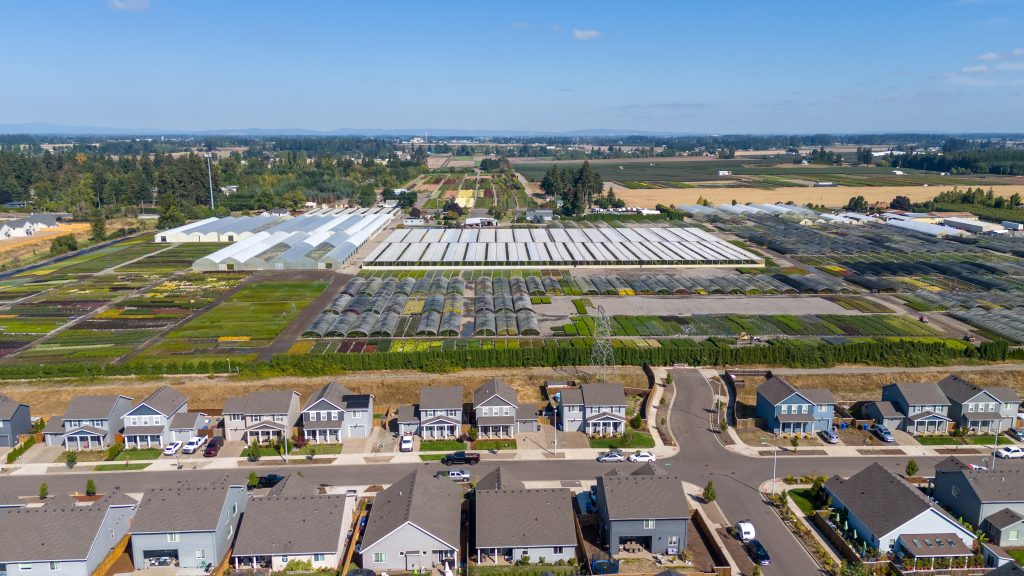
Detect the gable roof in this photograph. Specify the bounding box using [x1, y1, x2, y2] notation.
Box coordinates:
[630, 462, 668, 476]
[232, 495, 347, 557]
[475, 489, 576, 549]
[598, 474, 690, 521]
[988, 387, 1021, 404]
[984, 508, 1024, 530]
[865, 401, 902, 419]
[419, 386, 463, 410]
[989, 562, 1024, 576]
[223, 390, 298, 416]
[169, 412, 207, 430]
[473, 378, 517, 407]
[825, 463, 933, 537]
[581, 383, 627, 407]
[559, 388, 584, 406]
[0, 495, 134, 562]
[302, 382, 356, 411]
[132, 386, 187, 417]
[757, 375, 834, 406]
[0, 394, 28, 420]
[395, 404, 417, 423]
[132, 484, 242, 533]
[360, 469, 462, 552]
[63, 395, 131, 420]
[267, 473, 320, 498]
[475, 466, 525, 491]
[886, 382, 950, 406]
[937, 375, 990, 404]
[942, 458, 1024, 502]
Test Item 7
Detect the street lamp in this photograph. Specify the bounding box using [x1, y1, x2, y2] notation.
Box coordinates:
[761, 437, 778, 497]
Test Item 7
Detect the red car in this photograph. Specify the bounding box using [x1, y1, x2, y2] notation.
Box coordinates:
[203, 436, 224, 457]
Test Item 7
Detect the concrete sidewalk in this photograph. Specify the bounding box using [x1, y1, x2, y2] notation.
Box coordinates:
[721, 427, 995, 458]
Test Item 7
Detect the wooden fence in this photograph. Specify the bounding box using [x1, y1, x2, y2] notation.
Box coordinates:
[91, 532, 130, 576]
[689, 506, 735, 576]
[339, 500, 368, 576]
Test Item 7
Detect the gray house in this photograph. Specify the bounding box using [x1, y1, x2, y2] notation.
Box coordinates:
[232, 495, 349, 571]
[881, 382, 952, 435]
[475, 486, 576, 564]
[418, 386, 463, 439]
[223, 391, 301, 443]
[558, 383, 627, 435]
[0, 492, 136, 576]
[933, 456, 1024, 547]
[122, 386, 189, 449]
[300, 382, 374, 442]
[394, 404, 419, 437]
[472, 379, 538, 438]
[131, 484, 248, 570]
[754, 376, 835, 435]
[862, 401, 903, 431]
[168, 412, 212, 443]
[825, 463, 975, 555]
[0, 394, 31, 447]
[43, 395, 133, 450]
[360, 469, 461, 572]
[937, 375, 1020, 435]
[594, 467, 690, 555]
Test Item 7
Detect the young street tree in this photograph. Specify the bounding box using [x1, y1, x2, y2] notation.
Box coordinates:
[905, 458, 919, 477]
[703, 480, 717, 503]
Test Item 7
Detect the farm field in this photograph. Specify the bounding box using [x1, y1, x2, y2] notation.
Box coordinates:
[422, 171, 531, 211]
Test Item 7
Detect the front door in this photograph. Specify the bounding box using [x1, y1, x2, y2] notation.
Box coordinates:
[406, 552, 422, 571]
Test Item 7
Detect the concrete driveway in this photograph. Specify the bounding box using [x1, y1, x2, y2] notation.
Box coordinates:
[16, 443, 63, 465]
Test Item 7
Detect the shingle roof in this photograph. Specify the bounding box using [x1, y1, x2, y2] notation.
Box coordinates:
[581, 383, 627, 407]
[223, 391, 297, 416]
[419, 386, 463, 410]
[268, 473, 320, 498]
[598, 474, 689, 521]
[169, 412, 206, 430]
[473, 379, 517, 407]
[989, 562, 1024, 575]
[825, 463, 932, 537]
[0, 494, 134, 562]
[132, 485, 242, 533]
[302, 382, 356, 411]
[516, 405, 538, 421]
[937, 375, 988, 404]
[232, 495, 348, 556]
[989, 387, 1021, 405]
[0, 394, 27, 420]
[897, 533, 972, 558]
[63, 395, 131, 420]
[475, 489, 576, 549]
[630, 462, 668, 476]
[865, 401, 901, 420]
[42, 417, 63, 434]
[475, 466, 525, 491]
[886, 382, 950, 406]
[123, 425, 166, 436]
[360, 469, 462, 551]
[395, 404, 417, 423]
[559, 388, 584, 406]
[135, 386, 187, 417]
[984, 508, 1024, 530]
[757, 376, 834, 406]
[949, 458, 1024, 502]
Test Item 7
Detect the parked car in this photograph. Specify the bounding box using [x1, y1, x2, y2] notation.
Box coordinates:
[203, 437, 224, 457]
[399, 435, 414, 453]
[441, 451, 480, 466]
[1008, 428, 1024, 441]
[735, 520, 756, 542]
[745, 539, 771, 566]
[596, 450, 625, 463]
[181, 436, 207, 454]
[628, 451, 656, 463]
[435, 469, 471, 483]
[874, 424, 895, 443]
[995, 446, 1024, 459]
[163, 441, 182, 456]
[820, 430, 839, 444]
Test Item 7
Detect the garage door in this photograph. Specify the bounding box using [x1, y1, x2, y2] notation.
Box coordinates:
[348, 425, 366, 437]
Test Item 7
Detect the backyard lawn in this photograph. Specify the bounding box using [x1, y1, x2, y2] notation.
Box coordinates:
[789, 488, 818, 515]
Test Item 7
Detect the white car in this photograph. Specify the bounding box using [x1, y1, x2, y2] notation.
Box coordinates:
[628, 451, 656, 463]
[735, 520, 756, 542]
[181, 436, 207, 454]
[596, 450, 626, 463]
[399, 435, 414, 453]
[163, 441, 182, 456]
[995, 446, 1024, 459]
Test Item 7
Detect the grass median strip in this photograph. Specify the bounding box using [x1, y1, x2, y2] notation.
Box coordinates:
[95, 463, 151, 471]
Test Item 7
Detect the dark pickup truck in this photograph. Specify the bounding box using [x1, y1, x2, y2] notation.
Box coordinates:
[440, 451, 480, 466]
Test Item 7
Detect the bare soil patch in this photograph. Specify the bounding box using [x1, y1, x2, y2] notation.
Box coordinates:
[785, 369, 1024, 402]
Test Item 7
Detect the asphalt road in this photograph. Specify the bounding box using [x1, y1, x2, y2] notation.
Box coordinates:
[0, 368, 984, 576]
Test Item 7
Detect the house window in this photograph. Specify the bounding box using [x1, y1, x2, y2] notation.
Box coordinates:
[372, 553, 386, 564]
[142, 416, 150, 426]
[951, 485, 960, 498]
[780, 405, 788, 414]
[988, 403, 995, 412]
[19, 564, 31, 571]
[309, 412, 317, 422]
[168, 533, 181, 542]
[331, 411, 339, 420]
[643, 519, 656, 529]
[281, 556, 288, 563]
[313, 554, 325, 563]
[230, 414, 243, 421]
[503, 407, 510, 416]
[130, 417, 138, 426]
[232, 503, 238, 516]
[481, 407, 489, 417]
[196, 550, 207, 560]
[50, 562, 61, 571]
[553, 546, 564, 555]
[1009, 529, 1020, 541]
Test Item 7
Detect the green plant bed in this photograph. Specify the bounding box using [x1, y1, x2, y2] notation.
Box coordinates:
[113, 448, 164, 461]
[298, 443, 343, 455]
[473, 439, 517, 451]
[243, 445, 290, 458]
[788, 488, 818, 515]
[588, 431, 655, 449]
[96, 463, 151, 471]
[419, 440, 467, 452]
[419, 454, 446, 461]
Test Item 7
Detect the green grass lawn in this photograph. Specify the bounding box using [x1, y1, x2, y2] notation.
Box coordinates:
[113, 448, 164, 461]
[788, 488, 818, 515]
[243, 445, 288, 458]
[419, 440, 466, 452]
[1008, 549, 1024, 565]
[916, 435, 1013, 446]
[915, 436, 961, 446]
[95, 463, 151, 471]
[297, 443, 343, 455]
[967, 435, 1014, 446]
[419, 454, 446, 461]
[588, 431, 655, 449]
[473, 439, 517, 451]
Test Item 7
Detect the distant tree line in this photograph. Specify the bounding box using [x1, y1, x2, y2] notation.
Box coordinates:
[893, 149, 1024, 175]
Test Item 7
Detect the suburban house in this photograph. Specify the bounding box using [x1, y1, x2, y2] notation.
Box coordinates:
[880, 382, 952, 435]
[394, 404, 419, 437]
[474, 480, 576, 564]
[121, 386, 189, 449]
[862, 401, 904, 431]
[130, 484, 248, 570]
[824, 463, 975, 555]
[0, 394, 31, 447]
[43, 395, 133, 450]
[754, 376, 835, 435]
[417, 386, 463, 439]
[525, 209, 555, 224]
[472, 379, 538, 438]
[300, 382, 374, 443]
[168, 412, 212, 444]
[0, 492, 137, 576]
[594, 466, 690, 555]
[933, 457, 1024, 547]
[231, 495, 349, 571]
[558, 383, 627, 436]
[359, 469, 461, 571]
[0, 214, 58, 239]
[936, 375, 1020, 435]
[223, 391, 301, 443]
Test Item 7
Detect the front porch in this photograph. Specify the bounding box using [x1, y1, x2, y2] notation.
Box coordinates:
[303, 428, 343, 443]
[125, 433, 164, 449]
[585, 415, 625, 436]
[478, 424, 513, 438]
[963, 418, 1000, 435]
[243, 422, 288, 444]
[63, 430, 107, 451]
[907, 416, 951, 435]
[421, 418, 460, 439]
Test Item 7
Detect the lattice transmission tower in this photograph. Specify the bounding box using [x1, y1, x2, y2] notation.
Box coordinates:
[590, 304, 614, 382]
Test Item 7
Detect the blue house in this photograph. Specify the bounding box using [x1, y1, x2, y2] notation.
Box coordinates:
[755, 376, 835, 435]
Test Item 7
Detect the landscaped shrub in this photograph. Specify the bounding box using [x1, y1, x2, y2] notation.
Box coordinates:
[5, 436, 36, 464]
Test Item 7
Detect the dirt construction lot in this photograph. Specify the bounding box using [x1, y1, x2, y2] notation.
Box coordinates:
[611, 184, 1024, 209]
[0, 223, 90, 266]
[784, 369, 1024, 402]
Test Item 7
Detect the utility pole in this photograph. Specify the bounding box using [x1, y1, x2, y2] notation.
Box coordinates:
[992, 420, 1002, 472]
[204, 153, 215, 210]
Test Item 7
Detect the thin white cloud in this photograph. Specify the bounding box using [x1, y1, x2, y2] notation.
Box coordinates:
[109, 0, 150, 11]
[977, 51, 1001, 61]
[1012, 48, 1024, 57]
[510, 22, 528, 30]
[572, 28, 601, 41]
[961, 64, 991, 73]
[996, 62, 1024, 70]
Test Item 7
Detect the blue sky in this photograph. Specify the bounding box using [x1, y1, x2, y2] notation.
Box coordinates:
[2, 0, 1024, 133]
